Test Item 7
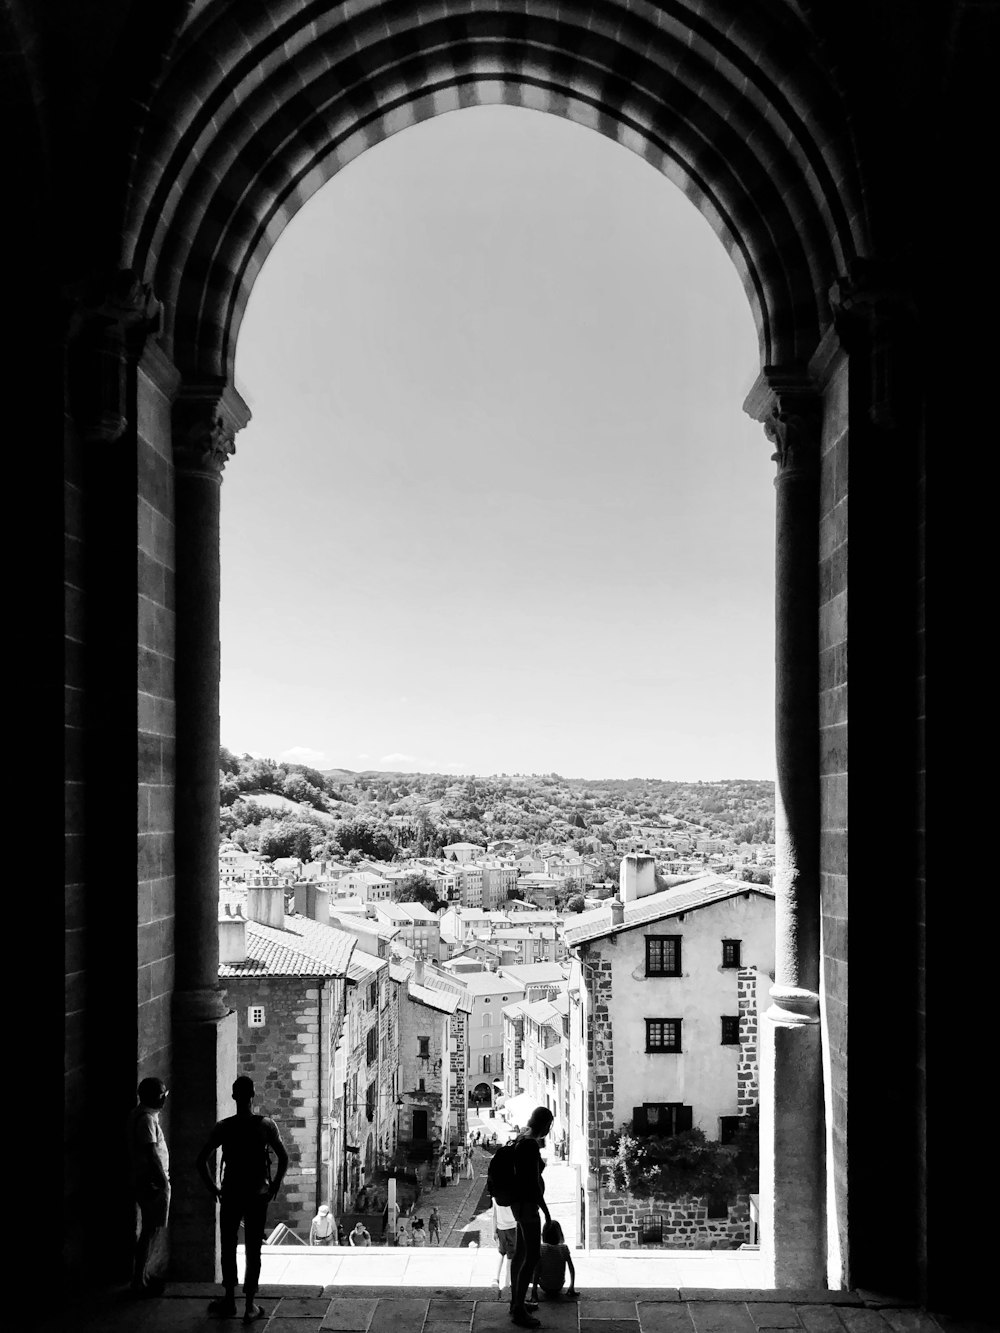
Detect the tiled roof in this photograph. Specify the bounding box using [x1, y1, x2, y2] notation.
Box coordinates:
[219, 913, 357, 979]
[563, 877, 775, 947]
[408, 981, 460, 1015]
[460, 971, 527, 996]
[537, 1042, 565, 1069]
[346, 947, 384, 983]
[418, 967, 473, 1013]
[520, 998, 564, 1025]
[497, 962, 567, 984]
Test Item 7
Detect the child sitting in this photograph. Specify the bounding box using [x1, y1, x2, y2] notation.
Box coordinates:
[531, 1219, 577, 1301]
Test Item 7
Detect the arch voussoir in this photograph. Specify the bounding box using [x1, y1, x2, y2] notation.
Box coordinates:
[127, 0, 866, 384]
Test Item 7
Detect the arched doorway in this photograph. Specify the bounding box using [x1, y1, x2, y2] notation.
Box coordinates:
[471, 1083, 493, 1108]
[92, 0, 868, 1293]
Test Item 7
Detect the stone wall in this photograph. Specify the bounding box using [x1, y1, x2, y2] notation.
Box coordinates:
[450, 1008, 468, 1143]
[599, 1187, 751, 1250]
[815, 341, 849, 1286]
[737, 968, 759, 1114]
[225, 975, 325, 1237]
[136, 345, 180, 1078]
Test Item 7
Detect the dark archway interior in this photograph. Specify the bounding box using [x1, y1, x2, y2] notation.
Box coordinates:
[6, 0, 991, 1316]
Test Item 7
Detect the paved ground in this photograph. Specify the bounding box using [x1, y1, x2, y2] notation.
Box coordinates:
[42, 1283, 994, 1333]
[44, 1119, 994, 1332]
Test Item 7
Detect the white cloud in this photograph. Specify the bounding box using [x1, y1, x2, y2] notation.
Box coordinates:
[279, 745, 332, 768]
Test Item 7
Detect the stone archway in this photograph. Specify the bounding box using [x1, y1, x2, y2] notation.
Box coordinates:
[101, 0, 872, 1292]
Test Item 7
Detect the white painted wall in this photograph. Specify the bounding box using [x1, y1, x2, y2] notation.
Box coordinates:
[607, 893, 774, 1135]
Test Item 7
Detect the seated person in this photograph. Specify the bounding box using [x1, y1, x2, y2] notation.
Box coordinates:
[531, 1219, 577, 1301]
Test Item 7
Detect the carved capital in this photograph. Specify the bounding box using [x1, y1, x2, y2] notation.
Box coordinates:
[172, 382, 251, 479]
[65, 269, 162, 444]
[743, 368, 821, 480]
[829, 258, 917, 430]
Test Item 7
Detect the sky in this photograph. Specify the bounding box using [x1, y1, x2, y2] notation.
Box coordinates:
[221, 105, 775, 782]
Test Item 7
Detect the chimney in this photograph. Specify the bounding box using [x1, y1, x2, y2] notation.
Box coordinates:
[414, 954, 425, 984]
[609, 896, 625, 927]
[294, 881, 330, 926]
[246, 884, 284, 928]
[219, 903, 247, 963]
[620, 854, 656, 903]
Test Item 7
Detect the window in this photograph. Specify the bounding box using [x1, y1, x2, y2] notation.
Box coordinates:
[367, 1026, 379, 1063]
[418, 1036, 430, 1059]
[722, 939, 742, 968]
[633, 1103, 692, 1136]
[646, 935, 682, 977]
[365, 1080, 376, 1121]
[418, 1078, 425, 1092]
[719, 1115, 743, 1145]
[482, 1012, 492, 1027]
[721, 1016, 740, 1045]
[247, 1005, 265, 1028]
[369, 980, 379, 1007]
[482, 1032, 492, 1047]
[483, 1054, 491, 1074]
[646, 1018, 682, 1052]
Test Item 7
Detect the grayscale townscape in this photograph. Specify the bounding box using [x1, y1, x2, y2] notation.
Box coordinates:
[35, 1, 991, 1331]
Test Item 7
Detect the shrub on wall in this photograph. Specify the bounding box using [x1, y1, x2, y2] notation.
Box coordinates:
[608, 1124, 754, 1201]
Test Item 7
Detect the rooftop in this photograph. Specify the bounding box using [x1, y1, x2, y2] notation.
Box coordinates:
[218, 913, 357, 979]
[564, 876, 775, 947]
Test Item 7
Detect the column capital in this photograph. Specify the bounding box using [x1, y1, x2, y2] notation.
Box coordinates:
[829, 258, 917, 429]
[64, 269, 162, 444]
[172, 381, 251, 479]
[743, 367, 821, 479]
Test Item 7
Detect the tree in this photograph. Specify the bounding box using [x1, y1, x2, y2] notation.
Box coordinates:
[392, 873, 443, 911]
[337, 819, 396, 861]
[565, 894, 586, 913]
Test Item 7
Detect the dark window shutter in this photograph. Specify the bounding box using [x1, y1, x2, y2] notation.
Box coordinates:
[676, 1105, 693, 1133]
[633, 1106, 648, 1135]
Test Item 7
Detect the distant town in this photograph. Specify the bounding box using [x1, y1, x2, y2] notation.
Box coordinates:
[217, 752, 775, 1250]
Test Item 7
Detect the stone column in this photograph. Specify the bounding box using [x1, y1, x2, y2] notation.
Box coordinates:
[744, 369, 825, 1287]
[168, 382, 249, 1278]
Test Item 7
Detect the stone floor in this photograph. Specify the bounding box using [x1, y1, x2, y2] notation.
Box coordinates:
[44, 1262, 996, 1333]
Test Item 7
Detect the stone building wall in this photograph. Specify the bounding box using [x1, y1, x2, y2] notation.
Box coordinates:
[599, 1188, 751, 1250]
[224, 975, 324, 1237]
[737, 967, 759, 1114]
[450, 1008, 468, 1143]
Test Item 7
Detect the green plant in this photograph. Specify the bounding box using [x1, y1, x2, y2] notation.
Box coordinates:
[609, 1124, 753, 1201]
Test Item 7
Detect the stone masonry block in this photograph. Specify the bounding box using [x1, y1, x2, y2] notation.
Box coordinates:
[746, 1305, 805, 1328]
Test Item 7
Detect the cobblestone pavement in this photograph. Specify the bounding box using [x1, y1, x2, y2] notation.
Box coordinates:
[400, 1142, 495, 1247]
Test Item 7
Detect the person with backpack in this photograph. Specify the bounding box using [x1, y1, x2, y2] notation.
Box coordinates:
[197, 1075, 288, 1324]
[487, 1104, 553, 1328]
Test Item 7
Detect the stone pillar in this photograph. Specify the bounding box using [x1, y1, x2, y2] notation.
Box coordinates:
[744, 369, 825, 1287]
[168, 381, 248, 1278]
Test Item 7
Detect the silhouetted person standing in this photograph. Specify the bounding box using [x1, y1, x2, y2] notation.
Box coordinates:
[197, 1076, 288, 1324]
[127, 1077, 170, 1296]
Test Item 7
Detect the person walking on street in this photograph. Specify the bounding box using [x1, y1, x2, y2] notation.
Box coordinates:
[127, 1076, 170, 1296]
[492, 1198, 518, 1298]
[428, 1206, 441, 1245]
[197, 1075, 288, 1325]
[508, 1106, 554, 1328]
[443, 1157, 453, 1187]
[466, 1147, 474, 1180]
[309, 1204, 335, 1246]
[349, 1221, 372, 1246]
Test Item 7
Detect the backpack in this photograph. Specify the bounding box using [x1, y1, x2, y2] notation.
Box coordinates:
[486, 1141, 519, 1206]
